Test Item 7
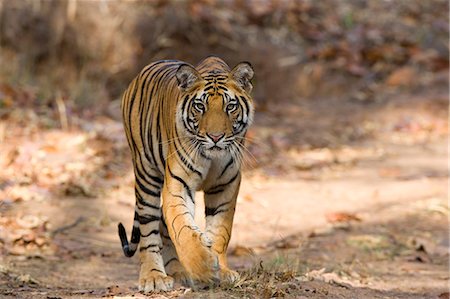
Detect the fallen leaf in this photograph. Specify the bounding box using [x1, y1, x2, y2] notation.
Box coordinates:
[438, 292, 450, 299]
[325, 212, 361, 223]
[385, 66, 417, 86]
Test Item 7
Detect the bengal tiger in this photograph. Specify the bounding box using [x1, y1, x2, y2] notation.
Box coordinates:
[117, 56, 254, 292]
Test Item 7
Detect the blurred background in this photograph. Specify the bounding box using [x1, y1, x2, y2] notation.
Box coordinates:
[0, 1, 448, 298]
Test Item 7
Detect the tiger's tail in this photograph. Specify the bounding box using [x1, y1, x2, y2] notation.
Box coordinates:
[118, 211, 140, 257]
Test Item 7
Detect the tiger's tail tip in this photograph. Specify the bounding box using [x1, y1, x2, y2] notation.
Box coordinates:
[118, 222, 136, 258]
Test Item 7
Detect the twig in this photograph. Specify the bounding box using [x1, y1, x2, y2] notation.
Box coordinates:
[56, 96, 69, 130]
[51, 216, 85, 237]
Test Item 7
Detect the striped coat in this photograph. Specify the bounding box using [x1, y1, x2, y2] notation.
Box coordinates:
[118, 56, 254, 292]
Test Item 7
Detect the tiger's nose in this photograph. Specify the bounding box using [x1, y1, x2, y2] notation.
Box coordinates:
[207, 133, 225, 143]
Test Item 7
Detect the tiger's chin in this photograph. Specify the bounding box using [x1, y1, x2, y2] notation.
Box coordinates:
[203, 146, 229, 159]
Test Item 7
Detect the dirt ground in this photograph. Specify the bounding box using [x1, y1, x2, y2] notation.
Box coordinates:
[0, 79, 449, 298]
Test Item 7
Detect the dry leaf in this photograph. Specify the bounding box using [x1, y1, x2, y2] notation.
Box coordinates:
[439, 292, 450, 299]
[325, 212, 361, 223]
[385, 66, 416, 86]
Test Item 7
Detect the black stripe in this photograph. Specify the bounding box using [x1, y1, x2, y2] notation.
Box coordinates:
[123, 79, 138, 144]
[205, 172, 239, 195]
[171, 212, 191, 230]
[168, 191, 186, 202]
[199, 150, 211, 160]
[174, 132, 201, 174]
[139, 60, 179, 80]
[156, 109, 166, 170]
[131, 212, 141, 243]
[203, 85, 214, 92]
[171, 211, 192, 241]
[164, 257, 178, 267]
[204, 75, 228, 80]
[177, 224, 199, 242]
[168, 202, 188, 209]
[136, 160, 164, 186]
[181, 95, 197, 134]
[138, 214, 161, 224]
[175, 142, 202, 177]
[219, 158, 234, 178]
[205, 201, 231, 217]
[181, 95, 190, 131]
[167, 165, 193, 200]
[136, 190, 160, 209]
[139, 244, 160, 252]
[141, 229, 160, 237]
[135, 165, 161, 191]
[205, 207, 227, 216]
[204, 188, 224, 195]
[240, 96, 250, 115]
[126, 81, 144, 164]
[136, 176, 160, 197]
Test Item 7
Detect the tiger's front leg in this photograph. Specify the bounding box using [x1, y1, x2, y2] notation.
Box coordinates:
[162, 164, 220, 285]
[204, 171, 241, 285]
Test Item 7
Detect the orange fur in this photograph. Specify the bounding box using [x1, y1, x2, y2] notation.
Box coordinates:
[118, 56, 254, 292]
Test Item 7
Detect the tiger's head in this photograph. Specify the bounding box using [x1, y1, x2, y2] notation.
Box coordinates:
[175, 59, 254, 159]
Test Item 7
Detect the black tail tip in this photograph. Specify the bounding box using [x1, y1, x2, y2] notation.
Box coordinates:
[117, 222, 136, 258]
[118, 222, 127, 245]
[118, 222, 125, 234]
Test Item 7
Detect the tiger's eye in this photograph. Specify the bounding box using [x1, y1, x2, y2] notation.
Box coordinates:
[226, 103, 237, 112]
[194, 102, 205, 112]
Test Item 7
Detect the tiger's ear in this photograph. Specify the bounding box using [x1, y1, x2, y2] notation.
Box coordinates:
[231, 62, 254, 93]
[176, 64, 201, 91]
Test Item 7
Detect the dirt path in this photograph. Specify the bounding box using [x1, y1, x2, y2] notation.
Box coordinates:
[0, 91, 448, 298]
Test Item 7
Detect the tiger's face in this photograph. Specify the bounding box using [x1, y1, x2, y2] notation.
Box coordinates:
[176, 62, 254, 159]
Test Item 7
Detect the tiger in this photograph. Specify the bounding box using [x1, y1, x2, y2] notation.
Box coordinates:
[117, 56, 254, 292]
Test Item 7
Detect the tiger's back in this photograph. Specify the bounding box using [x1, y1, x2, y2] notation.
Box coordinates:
[122, 60, 182, 175]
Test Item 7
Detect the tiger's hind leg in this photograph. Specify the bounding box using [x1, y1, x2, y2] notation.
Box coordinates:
[160, 215, 192, 287]
[134, 166, 174, 292]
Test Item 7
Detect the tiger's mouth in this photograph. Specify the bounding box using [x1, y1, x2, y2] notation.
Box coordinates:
[200, 142, 232, 158]
[209, 145, 222, 151]
[191, 134, 235, 157]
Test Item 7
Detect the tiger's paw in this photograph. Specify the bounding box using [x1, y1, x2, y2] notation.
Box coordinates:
[138, 269, 174, 293]
[219, 268, 240, 286]
[166, 260, 193, 287]
[171, 270, 193, 287]
[178, 233, 220, 284]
